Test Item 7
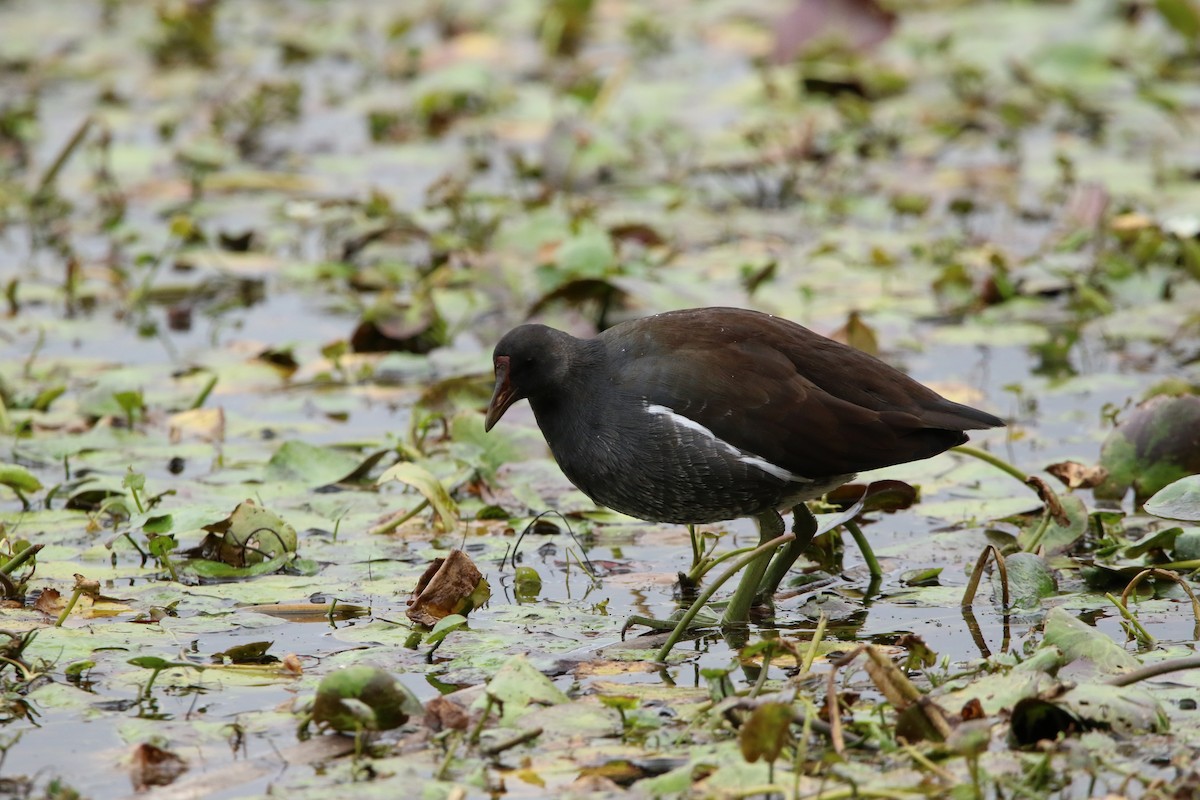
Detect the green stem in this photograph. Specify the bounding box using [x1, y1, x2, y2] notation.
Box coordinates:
[159, 551, 179, 583]
[950, 444, 1027, 485]
[433, 731, 461, 781]
[1023, 507, 1053, 553]
[368, 499, 429, 535]
[35, 115, 93, 197]
[190, 373, 218, 409]
[1, 544, 43, 575]
[685, 544, 757, 584]
[1106, 592, 1155, 648]
[655, 528, 794, 662]
[800, 612, 827, 676]
[55, 586, 85, 627]
[844, 520, 882, 579]
[467, 695, 493, 745]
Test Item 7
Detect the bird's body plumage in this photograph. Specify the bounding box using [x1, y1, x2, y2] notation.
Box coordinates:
[486, 307, 1003, 525]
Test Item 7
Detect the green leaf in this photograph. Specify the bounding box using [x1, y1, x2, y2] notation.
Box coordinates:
[1096, 395, 1200, 505]
[1043, 607, 1138, 676]
[555, 228, 616, 278]
[481, 654, 568, 723]
[514, 565, 542, 599]
[1124, 526, 1184, 557]
[599, 695, 639, 712]
[204, 500, 298, 565]
[128, 656, 172, 670]
[122, 470, 146, 492]
[1156, 0, 1200, 40]
[426, 613, 468, 645]
[264, 440, 365, 488]
[998, 553, 1057, 610]
[1144, 475, 1200, 522]
[212, 641, 275, 664]
[0, 464, 43, 494]
[65, 660, 95, 677]
[378, 461, 459, 530]
[146, 534, 177, 558]
[188, 552, 294, 578]
[142, 514, 174, 534]
[311, 666, 420, 733]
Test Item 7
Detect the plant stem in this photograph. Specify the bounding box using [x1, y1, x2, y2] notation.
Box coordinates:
[656, 529, 795, 662]
[844, 519, 882, 578]
[1, 544, 43, 575]
[950, 444, 1027, 485]
[1106, 592, 1156, 648]
[55, 586, 86, 627]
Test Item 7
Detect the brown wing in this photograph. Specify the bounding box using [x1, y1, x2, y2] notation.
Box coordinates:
[605, 308, 1002, 478]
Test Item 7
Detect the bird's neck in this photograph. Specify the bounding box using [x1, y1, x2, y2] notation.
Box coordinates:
[527, 338, 606, 444]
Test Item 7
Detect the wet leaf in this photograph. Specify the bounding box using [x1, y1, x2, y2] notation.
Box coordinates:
[481, 654, 568, 724]
[896, 567, 939, 587]
[1011, 682, 1168, 747]
[350, 296, 446, 354]
[129, 742, 188, 791]
[425, 613, 468, 646]
[997, 552, 1057, 610]
[211, 641, 276, 664]
[1043, 607, 1138, 677]
[1045, 460, 1109, 490]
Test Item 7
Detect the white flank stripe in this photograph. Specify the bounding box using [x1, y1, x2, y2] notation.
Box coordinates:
[645, 403, 799, 482]
[739, 455, 797, 482]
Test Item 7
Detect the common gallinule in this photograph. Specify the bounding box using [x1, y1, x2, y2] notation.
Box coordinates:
[485, 307, 1004, 625]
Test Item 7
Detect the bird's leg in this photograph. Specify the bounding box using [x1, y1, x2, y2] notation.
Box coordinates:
[720, 509, 786, 627]
[756, 504, 819, 601]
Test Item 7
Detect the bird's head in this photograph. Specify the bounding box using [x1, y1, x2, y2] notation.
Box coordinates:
[485, 324, 578, 431]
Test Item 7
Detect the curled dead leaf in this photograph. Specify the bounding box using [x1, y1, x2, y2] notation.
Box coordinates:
[1045, 460, 1109, 490]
